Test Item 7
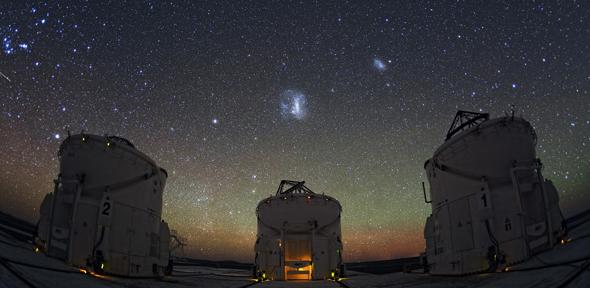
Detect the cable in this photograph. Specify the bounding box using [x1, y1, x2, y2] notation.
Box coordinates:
[484, 220, 499, 247]
[556, 259, 590, 288]
[234, 282, 258, 288]
[484, 219, 502, 271]
[503, 253, 590, 273]
[169, 271, 214, 278]
[336, 279, 353, 288]
[172, 272, 252, 281]
[0, 258, 41, 288]
[569, 232, 590, 243]
[0, 227, 33, 244]
[0, 238, 31, 250]
[0, 256, 82, 274]
[92, 226, 106, 255]
[535, 255, 580, 269]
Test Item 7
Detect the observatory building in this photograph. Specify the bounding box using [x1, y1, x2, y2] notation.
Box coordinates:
[36, 133, 171, 277]
[422, 111, 565, 275]
[254, 180, 343, 281]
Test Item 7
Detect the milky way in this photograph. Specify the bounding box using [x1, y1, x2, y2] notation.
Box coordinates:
[0, 1, 588, 262]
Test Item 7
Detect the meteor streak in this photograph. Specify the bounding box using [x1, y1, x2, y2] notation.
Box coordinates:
[0, 71, 11, 82]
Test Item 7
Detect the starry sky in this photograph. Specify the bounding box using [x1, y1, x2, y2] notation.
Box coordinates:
[0, 1, 589, 262]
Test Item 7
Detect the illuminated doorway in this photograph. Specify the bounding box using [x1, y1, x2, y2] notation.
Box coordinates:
[284, 239, 312, 280]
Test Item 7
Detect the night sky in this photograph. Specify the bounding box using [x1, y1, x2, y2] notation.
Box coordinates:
[1, 1, 589, 262]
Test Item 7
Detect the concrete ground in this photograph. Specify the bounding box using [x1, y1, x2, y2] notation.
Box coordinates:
[1, 214, 589, 288]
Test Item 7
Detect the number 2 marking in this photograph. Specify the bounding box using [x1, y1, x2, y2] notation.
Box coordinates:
[102, 202, 111, 216]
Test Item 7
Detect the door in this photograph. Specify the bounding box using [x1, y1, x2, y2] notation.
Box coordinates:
[449, 198, 474, 252]
[312, 238, 330, 279]
[69, 203, 98, 266]
[514, 169, 550, 253]
[48, 181, 78, 260]
[284, 239, 311, 280]
[108, 203, 133, 275]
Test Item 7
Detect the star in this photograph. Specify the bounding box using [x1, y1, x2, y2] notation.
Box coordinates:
[0, 0, 585, 265]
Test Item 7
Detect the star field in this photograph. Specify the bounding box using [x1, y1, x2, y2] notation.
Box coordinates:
[0, 1, 589, 262]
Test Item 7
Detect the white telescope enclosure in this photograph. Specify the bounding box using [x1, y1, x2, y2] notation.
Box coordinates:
[254, 180, 343, 281]
[36, 133, 171, 277]
[423, 111, 565, 275]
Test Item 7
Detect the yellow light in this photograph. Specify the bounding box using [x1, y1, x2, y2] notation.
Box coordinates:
[262, 272, 266, 279]
[79, 269, 88, 274]
[34, 247, 39, 253]
[100, 263, 105, 269]
[331, 271, 335, 278]
[89, 271, 108, 279]
[560, 239, 565, 244]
